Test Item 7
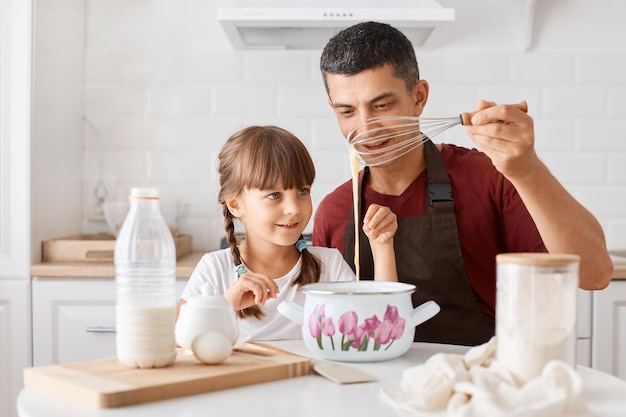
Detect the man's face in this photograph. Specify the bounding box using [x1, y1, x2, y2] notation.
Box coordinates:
[326, 64, 426, 166]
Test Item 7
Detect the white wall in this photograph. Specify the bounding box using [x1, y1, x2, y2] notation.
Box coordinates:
[31, 0, 84, 262]
[32, 0, 626, 254]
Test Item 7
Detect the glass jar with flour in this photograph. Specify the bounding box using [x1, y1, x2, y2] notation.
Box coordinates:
[496, 253, 579, 384]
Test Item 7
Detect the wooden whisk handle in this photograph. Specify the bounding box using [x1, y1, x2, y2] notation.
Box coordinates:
[460, 101, 528, 126]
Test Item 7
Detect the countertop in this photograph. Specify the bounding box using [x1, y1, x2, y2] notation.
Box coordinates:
[17, 341, 626, 417]
[30, 251, 205, 279]
[30, 250, 626, 280]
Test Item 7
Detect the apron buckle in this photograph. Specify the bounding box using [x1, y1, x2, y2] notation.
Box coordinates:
[428, 183, 453, 206]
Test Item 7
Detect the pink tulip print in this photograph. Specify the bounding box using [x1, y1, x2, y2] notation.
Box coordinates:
[308, 304, 405, 351]
[375, 305, 406, 349]
[309, 304, 336, 349]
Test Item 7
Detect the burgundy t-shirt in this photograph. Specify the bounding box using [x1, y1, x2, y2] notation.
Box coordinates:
[312, 144, 546, 321]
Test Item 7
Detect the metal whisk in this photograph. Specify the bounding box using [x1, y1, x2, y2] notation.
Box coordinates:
[347, 101, 528, 167]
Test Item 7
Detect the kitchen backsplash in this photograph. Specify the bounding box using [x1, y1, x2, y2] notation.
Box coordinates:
[31, 0, 626, 255]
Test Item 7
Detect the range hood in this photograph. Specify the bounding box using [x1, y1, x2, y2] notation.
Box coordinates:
[217, 0, 455, 49]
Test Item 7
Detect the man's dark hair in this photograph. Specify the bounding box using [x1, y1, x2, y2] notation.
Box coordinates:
[320, 21, 420, 95]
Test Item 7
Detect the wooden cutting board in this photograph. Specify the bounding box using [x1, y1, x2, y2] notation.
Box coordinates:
[41, 234, 193, 263]
[23, 347, 312, 408]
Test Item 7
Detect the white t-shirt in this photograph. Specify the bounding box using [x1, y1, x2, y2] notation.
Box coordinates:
[180, 246, 355, 343]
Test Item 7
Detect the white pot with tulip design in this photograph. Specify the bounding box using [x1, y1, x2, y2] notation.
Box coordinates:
[278, 281, 440, 362]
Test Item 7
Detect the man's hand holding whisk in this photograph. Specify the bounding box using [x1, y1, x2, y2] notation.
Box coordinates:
[464, 100, 538, 181]
[465, 100, 613, 288]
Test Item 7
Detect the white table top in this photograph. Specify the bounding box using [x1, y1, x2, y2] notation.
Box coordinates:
[17, 341, 626, 417]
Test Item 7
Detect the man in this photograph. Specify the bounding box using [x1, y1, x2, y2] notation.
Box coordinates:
[312, 21, 613, 345]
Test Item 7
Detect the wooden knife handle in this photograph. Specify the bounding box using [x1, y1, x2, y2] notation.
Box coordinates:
[460, 101, 528, 125]
[242, 341, 303, 357]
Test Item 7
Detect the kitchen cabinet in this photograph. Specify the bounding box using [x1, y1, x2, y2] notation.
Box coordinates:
[0, 281, 30, 417]
[1, 1, 33, 417]
[32, 279, 115, 366]
[577, 289, 592, 367]
[592, 280, 626, 380]
[32, 278, 188, 366]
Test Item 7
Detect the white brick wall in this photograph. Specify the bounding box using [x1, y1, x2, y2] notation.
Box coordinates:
[32, 0, 626, 252]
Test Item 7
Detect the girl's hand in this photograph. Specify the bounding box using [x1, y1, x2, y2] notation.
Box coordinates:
[224, 272, 279, 311]
[362, 204, 397, 246]
[364, 204, 399, 282]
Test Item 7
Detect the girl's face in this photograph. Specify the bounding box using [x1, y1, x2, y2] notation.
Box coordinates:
[227, 185, 312, 249]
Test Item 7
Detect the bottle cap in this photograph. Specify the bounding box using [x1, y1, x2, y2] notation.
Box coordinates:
[129, 187, 160, 200]
[496, 253, 580, 266]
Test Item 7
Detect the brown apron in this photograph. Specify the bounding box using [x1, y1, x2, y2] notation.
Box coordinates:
[343, 140, 494, 345]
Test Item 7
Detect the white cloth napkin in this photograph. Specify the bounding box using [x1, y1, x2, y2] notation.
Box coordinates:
[380, 337, 589, 417]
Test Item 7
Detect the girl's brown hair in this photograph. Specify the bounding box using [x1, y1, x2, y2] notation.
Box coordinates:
[218, 126, 321, 319]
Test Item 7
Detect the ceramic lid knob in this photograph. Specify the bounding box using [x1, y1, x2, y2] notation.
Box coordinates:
[186, 283, 231, 309]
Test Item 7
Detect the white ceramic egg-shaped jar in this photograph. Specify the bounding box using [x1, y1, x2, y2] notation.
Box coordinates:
[175, 283, 239, 350]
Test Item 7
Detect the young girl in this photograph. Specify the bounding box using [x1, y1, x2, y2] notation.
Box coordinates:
[177, 125, 398, 343]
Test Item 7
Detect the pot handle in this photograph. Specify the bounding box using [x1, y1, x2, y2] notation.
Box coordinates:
[277, 301, 304, 326]
[410, 300, 441, 327]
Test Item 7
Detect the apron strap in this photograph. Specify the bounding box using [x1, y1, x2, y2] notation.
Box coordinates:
[424, 140, 454, 214]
